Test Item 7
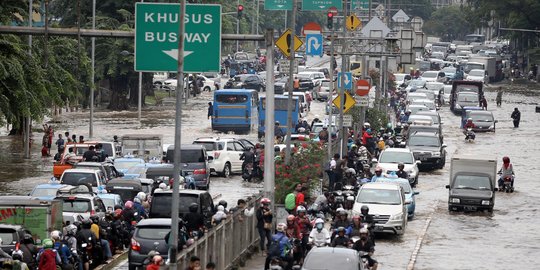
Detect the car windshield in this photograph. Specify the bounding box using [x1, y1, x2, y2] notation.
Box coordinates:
[456, 85, 479, 93]
[394, 74, 406, 81]
[0, 229, 16, 245]
[115, 160, 144, 171]
[453, 175, 491, 190]
[321, 81, 331, 88]
[377, 180, 412, 194]
[458, 94, 478, 102]
[471, 113, 494, 122]
[216, 94, 248, 104]
[303, 252, 358, 270]
[297, 74, 311, 79]
[357, 188, 402, 205]
[150, 194, 198, 217]
[408, 136, 440, 147]
[469, 70, 484, 76]
[100, 198, 116, 211]
[136, 226, 171, 240]
[60, 199, 91, 213]
[31, 187, 59, 197]
[379, 152, 414, 164]
[409, 80, 425, 87]
[422, 72, 438, 78]
[126, 166, 147, 176]
[193, 141, 224, 151]
[442, 67, 456, 74]
[61, 173, 97, 187]
[181, 150, 205, 163]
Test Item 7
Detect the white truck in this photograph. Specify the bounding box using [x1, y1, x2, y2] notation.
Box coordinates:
[120, 134, 163, 161]
[446, 155, 497, 212]
[466, 56, 497, 82]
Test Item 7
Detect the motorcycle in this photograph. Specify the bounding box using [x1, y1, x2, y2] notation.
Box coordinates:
[332, 190, 345, 210]
[464, 128, 475, 142]
[342, 185, 356, 210]
[359, 251, 375, 270]
[500, 176, 514, 193]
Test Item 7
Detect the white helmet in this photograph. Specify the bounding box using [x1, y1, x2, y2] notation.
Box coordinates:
[66, 224, 77, 236]
[137, 192, 147, 201]
[276, 223, 287, 232]
[315, 218, 324, 225]
[346, 168, 356, 175]
[50, 230, 61, 240]
[217, 205, 225, 212]
[159, 183, 167, 190]
[360, 228, 369, 234]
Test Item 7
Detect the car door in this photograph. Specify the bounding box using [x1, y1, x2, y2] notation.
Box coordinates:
[94, 198, 107, 218]
[232, 141, 246, 172]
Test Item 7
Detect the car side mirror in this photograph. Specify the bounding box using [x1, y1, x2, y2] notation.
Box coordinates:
[118, 172, 124, 177]
[416, 160, 421, 165]
[442, 144, 447, 148]
[207, 156, 214, 161]
[494, 120, 498, 123]
[494, 187, 498, 191]
[414, 191, 420, 195]
[445, 185, 450, 189]
[371, 158, 378, 163]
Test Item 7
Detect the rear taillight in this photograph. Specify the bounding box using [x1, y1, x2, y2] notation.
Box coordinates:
[214, 152, 221, 159]
[90, 210, 95, 215]
[193, 169, 207, 175]
[131, 238, 141, 251]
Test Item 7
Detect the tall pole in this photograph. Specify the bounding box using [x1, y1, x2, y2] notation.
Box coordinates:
[170, 0, 186, 268]
[284, 0, 296, 165]
[338, 1, 349, 157]
[90, 0, 95, 139]
[263, 29, 275, 212]
[138, 1, 144, 127]
[24, 0, 33, 159]
[327, 30, 335, 161]
[236, 0, 240, 52]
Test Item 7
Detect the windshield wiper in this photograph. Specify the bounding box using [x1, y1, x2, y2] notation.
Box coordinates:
[360, 201, 381, 204]
[456, 186, 476, 190]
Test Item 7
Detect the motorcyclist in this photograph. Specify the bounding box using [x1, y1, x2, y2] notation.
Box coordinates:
[11, 250, 30, 270]
[285, 215, 302, 240]
[76, 219, 98, 270]
[51, 230, 74, 270]
[343, 168, 357, 186]
[352, 228, 378, 270]
[37, 238, 61, 270]
[371, 167, 385, 182]
[90, 215, 110, 262]
[331, 227, 350, 247]
[19, 234, 38, 269]
[308, 218, 330, 247]
[396, 163, 409, 179]
[218, 200, 230, 214]
[464, 118, 476, 129]
[274, 121, 285, 143]
[312, 192, 330, 214]
[146, 255, 163, 270]
[348, 215, 364, 238]
[64, 224, 83, 270]
[332, 210, 350, 236]
[122, 201, 137, 232]
[240, 146, 255, 172]
[347, 145, 360, 168]
[394, 122, 403, 135]
[401, 123, 409, 139]
[360, 206, 375, 231]
[400, 110, 411, 123]
[384, 123, 394, 136]
[498, 156, 515, 189]
[184, 203, 206, 238]
[133, 197, 148, 220]
[264, 223, 292, 270]
[294, 206, 311, 252]
[318, 126, 329, 143]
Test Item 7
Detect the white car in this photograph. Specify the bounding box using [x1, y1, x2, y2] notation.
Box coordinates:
[292, 92, 309, 113]
[406, 92, 428, 103]
[192, 137, 252, 178]
[376, 148, 420, 187]
[163, 74, 217, 92]
[466, 69, 488, 84]
[394, 73, 412, 88]
[404, 79, 426, 92]
[353, 182, 408, 235]
[59, 168, 108, 191]
[410, 99, 437, 111]
[420, 71, 439, 82]
[442, 85, 452, 104]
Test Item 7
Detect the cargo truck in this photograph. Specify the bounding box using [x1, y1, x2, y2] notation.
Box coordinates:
[0, 196, 63, 241]
[466, 56, 500, 82]
[121, 134, 163, 161]
[446, 155, 497, 212]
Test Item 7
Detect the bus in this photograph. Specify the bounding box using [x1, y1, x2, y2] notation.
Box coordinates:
[212, 89, 259, 134]
[258, 95, 300, 140]
[465, 34, 485, 45]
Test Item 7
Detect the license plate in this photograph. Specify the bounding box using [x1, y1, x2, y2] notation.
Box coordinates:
[420, 157, 428, 161]
[374, 226, 384, 232]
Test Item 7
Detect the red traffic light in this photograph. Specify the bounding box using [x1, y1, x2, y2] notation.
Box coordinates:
[327, 12, 334, 18]
[238, 5, 244, 11]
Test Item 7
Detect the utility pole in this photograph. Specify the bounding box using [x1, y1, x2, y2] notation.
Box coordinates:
[327, 31, 335, 161]
[169, 0, 186, 268]
[263, 28, 275, 214]
[24, 0, 33, 159]
[90, 0, 95, 138]
[138, 0, 144, 127]
[284, 0, 296, 165]
[338, 2, 349, 157]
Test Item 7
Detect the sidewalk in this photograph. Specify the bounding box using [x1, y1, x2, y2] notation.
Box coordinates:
[240, 253, 266, 270]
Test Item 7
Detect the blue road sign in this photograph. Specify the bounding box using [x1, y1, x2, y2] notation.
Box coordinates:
[337, 72, 353, 90]
[305, 34, 323, 57]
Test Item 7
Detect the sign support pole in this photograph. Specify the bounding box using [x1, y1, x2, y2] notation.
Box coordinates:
[263, 28, 275, 214]
[284, 0, 296, 165]
[338, 2, 349, 158]
[170, 0, 186, 268]
[327, 29, 335, 162]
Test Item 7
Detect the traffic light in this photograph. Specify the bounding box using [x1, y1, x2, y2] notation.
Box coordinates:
[237, 5, 244, 18]
[327, 12, 334, 30]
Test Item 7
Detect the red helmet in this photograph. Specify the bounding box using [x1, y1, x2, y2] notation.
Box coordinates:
[503, 156, 510, 163]
[287, 215, 295, 221]
[152, 255, 163, 265]
[261, 198, 271, 205]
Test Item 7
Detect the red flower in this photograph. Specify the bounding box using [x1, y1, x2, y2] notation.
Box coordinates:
[301, 143, 308, 149]
[314, 164, 320, 167]
[303, 165, 310, 169]
[276, 171, 280, 176]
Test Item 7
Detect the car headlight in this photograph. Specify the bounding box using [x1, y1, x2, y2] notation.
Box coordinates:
[432, 152, 441, 157]
[408, 169, 416, 177]
[451, 198, 460, 204]
[390, 213, 404, 221]
[481, 200, 491, 205]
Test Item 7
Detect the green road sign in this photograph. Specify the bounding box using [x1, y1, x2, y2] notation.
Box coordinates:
[352, 0, 369, 10]
[301, 0, 342, 11]
[135, 3, 221, 73]
[265, 0, 293, 10]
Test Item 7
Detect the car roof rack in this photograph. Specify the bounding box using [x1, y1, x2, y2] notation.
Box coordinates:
[56, 184, 95, 196]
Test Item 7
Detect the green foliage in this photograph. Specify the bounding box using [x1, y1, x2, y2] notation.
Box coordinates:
[393, 0, 434, 20]
[423, 6, 476, 41]
[275, 140, 325, 204]
[0, 0, 26, 25]
[365, 108, 388, 132]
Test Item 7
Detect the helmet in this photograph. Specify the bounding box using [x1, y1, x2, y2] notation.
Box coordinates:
[275, 121, 280, 125]
[503, 156, 510, 163]
[66, 224, 77, 236]
[336, 207, 345, 213]
[287, 215, 295, 221]
[398, 162, 405, 169]
[261, 198, 271, 205]
[152, 255, 163, 265]
[189, 203, 198, 213]
[82, 219, 92, 229]
[137, 192, 147, 201]
[352, 215, 361, 222]
[387, 123, 392, 129]
[217, 205, 225, 212]
[125, 201, 133, 209]
[361, 205, 369, 214]
[363, 122, 371, 128]
[23, 234, 33, 242]
[296, 206, 306, 213]
[315, 218, 324, 225]
[134, 197, 142, 204]
[158, 183, 167, 190]
[396, 122, 402, 127]
[346, 168, 356, 175]
[375, 166, 383, 173]
[406, 109, 412, 114]
[218, 200, 228, 208]
[336, 227, 345, 233]
[467, 118, 473, 122]
[359, 228, 369, 234]
[339, 210, 348, 216]
[12, 250, 23, 261]
[351, 144, 357, 148]
[42, 238, 54, 249]
[276, 223, 287, 232]
[90, 215, 100, 223]
[366, 129, 372, 134]
[50, 230, 61, 240]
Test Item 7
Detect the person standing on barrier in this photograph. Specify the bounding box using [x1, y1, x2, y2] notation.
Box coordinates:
[257, 198, 273, 256]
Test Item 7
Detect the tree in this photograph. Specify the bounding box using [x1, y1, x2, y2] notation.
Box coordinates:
[423, 6, 475, 41]
[393, 0, 434, 20]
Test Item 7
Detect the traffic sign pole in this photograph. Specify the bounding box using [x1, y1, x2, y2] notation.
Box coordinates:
[338, 1, 349, 158]
[285, 0, 296, 165]
[327, 28, 335, 162]
[170, 0, 186, 268]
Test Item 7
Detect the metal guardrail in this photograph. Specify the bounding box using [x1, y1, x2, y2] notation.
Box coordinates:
[175, 194, 262, 269]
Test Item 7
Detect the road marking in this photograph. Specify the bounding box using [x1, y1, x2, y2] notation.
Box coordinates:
[407, 201, 438, 270]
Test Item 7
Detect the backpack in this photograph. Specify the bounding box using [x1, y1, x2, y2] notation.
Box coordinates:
[324, 160, 332, 173]
[268, 234, 285, 258]
[284, 193, 296, 210]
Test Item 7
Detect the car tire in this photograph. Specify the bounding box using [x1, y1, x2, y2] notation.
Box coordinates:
[204, 86, 211, 92]
[221, 163, 231, 178]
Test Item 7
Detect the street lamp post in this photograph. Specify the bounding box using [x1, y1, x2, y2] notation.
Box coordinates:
[90, 0, 95, 139]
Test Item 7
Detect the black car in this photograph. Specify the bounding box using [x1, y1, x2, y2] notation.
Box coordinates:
[0, 224, 32, 254]
[224, 74, 265, 92]
[274, 76, 313, 94]
[128, 218, 184, 270]
[149, 190, 215, 227]
[407, 131, 447, 169]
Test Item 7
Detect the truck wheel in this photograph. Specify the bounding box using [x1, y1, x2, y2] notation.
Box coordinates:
[221, 163, 231, 178]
